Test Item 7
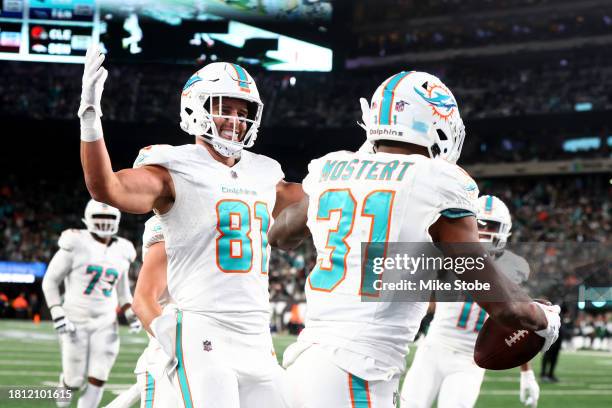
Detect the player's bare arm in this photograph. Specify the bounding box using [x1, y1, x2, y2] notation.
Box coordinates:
[430, 215, 548, 332]
[78, 45, 174, 214]
[132, 241, 167, 334]
[273, 180, 305, 217]
[269, 194, 310, 250]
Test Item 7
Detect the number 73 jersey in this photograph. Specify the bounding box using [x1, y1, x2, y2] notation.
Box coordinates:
[59, 229, 136, 322]
[299, 150, 479, 377]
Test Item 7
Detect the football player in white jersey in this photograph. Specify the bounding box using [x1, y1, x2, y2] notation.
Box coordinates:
[400, 195, 540, 408]
[42, 199, 138, 408]
[268, 71, 561, 408]
[77, 45, 303, 407]
[104, 216, 177, 408]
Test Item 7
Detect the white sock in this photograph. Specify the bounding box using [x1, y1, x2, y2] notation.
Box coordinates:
[55, 374, 73, 408]
[77, 383, 104, 408]
[103, 383, 141, 408]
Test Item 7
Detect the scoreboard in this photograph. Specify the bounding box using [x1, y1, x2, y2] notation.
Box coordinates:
[0, 0, 96, 63]
[0, 0, 333, 71]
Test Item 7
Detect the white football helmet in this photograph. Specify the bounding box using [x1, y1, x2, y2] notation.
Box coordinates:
[361, 71, 465, 163]
[477, 195, 512, 251]
[179, 62, 263, 158]
[82, 199, 121, 237]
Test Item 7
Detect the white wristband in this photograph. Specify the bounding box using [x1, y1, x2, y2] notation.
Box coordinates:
[80, 109, 103, 142]
[49, 305, 66, 321]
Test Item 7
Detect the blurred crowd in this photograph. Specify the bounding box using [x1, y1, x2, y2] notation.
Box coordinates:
[351, 1, 611, 56]
[2, 51, 612, 130]
[0, 176, 145, 263]
[269, 55, 612, 128]
[352, 0, 575, 21]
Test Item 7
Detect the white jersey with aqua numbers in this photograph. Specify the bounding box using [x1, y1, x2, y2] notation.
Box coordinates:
[134, 144, 283, 334]
[59, 229, 136, 323]
[297, 150, 479, 380]
[425, 249, 530, 355]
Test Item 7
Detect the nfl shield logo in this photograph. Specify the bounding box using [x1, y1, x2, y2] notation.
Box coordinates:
[395, 101, 407, 112]
[203, 340, 213, 352]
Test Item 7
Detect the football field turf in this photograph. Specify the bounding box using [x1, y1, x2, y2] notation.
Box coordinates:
[0, 320, 610, 407]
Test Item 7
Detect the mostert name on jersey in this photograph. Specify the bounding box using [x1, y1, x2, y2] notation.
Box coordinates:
[319, 158, 414, 182]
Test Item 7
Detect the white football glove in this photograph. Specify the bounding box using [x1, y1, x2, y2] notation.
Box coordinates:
[79, 44, 108, 142]
[50, 306, 76, 335]
[520, 369, 540, 407]
[533, 302, 561, 352]
[150, 313, 178, 376]
[357, 97, 375, 153]
[357, 97, 370, 131]
[124, 308, 142, 334]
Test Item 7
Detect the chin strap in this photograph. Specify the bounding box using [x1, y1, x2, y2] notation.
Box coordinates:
[199, 135, 243, 158]
[211, 140, 242, 158]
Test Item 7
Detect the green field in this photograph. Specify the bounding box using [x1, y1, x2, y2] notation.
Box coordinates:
[0, 320, 611, 407]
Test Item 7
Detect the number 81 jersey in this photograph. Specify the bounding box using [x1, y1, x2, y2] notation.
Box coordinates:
[134, 144, 283, 335]
[298, 150, 479, 380]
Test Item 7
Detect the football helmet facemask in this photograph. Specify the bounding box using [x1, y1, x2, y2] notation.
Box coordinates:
[477, 195, 512, 252]
[361, 71, 465, 163]
[180, 62, 263, 158]
[82, 199, 121, 237]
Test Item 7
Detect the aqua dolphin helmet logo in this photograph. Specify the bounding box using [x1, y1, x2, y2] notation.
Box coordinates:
[182, 75, 203, 93]
[414, 83, 457, 120]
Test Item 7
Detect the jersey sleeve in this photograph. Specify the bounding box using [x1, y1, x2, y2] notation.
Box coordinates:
[133, 144, 173, 169]
[510, 252, 531, 284]
[115, 269, 133, 307]
[254, 154, 285, 185]
[142, 216, 165, 261]
[433, 162, 479, 219]
[42, 248, 73, 309]
[270, 158, 285, 184]
[496, 251, 531, 285]
[301, 157, 322, 198]
[58, 229, 79, 252]
[125, 240, 137, 263]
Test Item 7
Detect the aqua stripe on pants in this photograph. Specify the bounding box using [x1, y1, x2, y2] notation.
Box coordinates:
[349, 373, 371, 407]
[176, 311, 194, 408]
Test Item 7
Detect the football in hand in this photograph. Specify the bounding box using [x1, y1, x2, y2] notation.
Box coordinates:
[474, 317, 544, 370]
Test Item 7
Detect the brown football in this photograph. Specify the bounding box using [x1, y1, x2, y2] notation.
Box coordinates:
[474, 317, 544, 370]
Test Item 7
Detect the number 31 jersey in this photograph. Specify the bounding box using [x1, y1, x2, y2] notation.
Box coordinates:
[134, 144, 284, 334]
[298, 150, 479, 380]
[59, 229, 136, 323]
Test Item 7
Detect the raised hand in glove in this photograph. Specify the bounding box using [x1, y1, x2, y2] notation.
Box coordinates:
[79, 44, 108, 141]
